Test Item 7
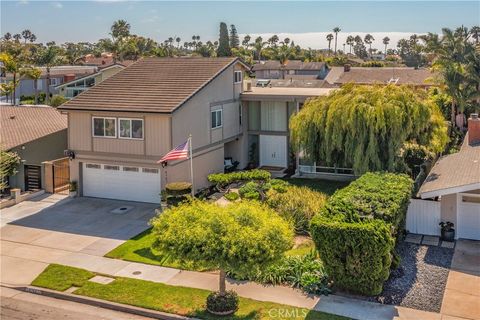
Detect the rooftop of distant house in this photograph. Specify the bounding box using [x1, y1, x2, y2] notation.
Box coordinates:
[77, 54, 136, 69]
[325, 66, 435, 86]
[252, 60, 326, 71]
[0, 105, 67, 150]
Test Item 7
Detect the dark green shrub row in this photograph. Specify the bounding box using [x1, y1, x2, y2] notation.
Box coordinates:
[208, 169, 271, 187]
[311, 215, 394, 295]
[311, 172, 413, 295]
[323, 172, 413, 229]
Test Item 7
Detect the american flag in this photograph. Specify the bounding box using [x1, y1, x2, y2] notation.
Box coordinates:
[157, 140, 189, 163]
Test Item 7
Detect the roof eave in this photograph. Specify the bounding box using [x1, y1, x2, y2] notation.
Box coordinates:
[419, 182, 480, 199]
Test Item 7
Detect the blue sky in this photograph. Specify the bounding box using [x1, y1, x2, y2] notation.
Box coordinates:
[1, 1, 479, 49]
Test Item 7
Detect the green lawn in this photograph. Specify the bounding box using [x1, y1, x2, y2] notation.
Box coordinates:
[106, 228, 313, 269]
[281, 178, 350, 196]
[32, 264, 349, 320]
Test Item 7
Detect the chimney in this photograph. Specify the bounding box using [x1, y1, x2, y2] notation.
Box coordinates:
[64, 74, 76, 83]
[468, 113, 480, 145]
[344, 64, 351, 72]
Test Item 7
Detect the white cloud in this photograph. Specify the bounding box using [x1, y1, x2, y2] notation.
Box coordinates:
[18, 0, 29, 5]
[240, 32, 424, 51]
[52, 2, 63, 9]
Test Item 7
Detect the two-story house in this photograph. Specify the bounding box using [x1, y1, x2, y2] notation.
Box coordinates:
[58, 57, 248, 203]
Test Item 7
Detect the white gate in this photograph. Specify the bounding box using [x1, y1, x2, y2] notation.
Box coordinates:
[406, 199, 441, 235]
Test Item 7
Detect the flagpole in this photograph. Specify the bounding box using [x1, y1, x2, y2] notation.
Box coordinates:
[189, 134, 194, 197]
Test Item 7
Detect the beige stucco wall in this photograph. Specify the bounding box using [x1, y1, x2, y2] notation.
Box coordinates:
[441, 193, 457, 226]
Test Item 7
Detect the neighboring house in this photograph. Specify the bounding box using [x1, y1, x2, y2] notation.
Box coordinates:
[56, 64, 127, 99]
[1, 65, 98, 102]
[417, 114, 480, 240]
[241, 85, 333, 170]
[1, 106, 67, 192]
[252, 60, 328, 80]
[324, 65, 435, 88]
[58, 57, 248, 203]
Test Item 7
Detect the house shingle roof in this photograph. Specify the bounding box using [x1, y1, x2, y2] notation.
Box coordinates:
[58, 57, 239, 113]
[419, 136, 480, 198]
[331, 67, 434, 86]
[1, 106, 67, 150]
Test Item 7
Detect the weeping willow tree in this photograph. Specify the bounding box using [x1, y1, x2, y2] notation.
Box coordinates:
[290, 84, 449, 174]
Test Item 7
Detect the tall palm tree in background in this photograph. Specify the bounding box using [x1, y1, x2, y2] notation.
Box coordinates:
[21, 29, 32, 43]
[253, 36, 265, 62]
[21, 66, 42, 104]
[326, 33, 334, 54]
[364, 34, 374, 55]
[346, 35, 354, 54]
[382, 36, 390, 54]
[333, 27, 341, 54]
[110, 19, 130, 41]
[13, 34, 21, 42]
[3, 32, 12, 41]
[176, 37, 181, 48]
[471, 26, 480, 44]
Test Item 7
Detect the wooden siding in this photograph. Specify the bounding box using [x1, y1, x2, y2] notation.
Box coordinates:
[145, 114, 171, 156]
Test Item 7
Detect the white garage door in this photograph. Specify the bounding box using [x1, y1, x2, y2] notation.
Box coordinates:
[457, 200, 480, 240]
[83, 163, 161, 203]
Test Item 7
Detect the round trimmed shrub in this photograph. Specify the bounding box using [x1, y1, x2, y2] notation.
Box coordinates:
[206, 290, 239, 315]
[224, 192, 239, 202]
[267, 186, 327, 235]
[165, 182, 192, 196]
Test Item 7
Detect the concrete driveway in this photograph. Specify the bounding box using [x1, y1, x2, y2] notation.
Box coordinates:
[1, 195, 157, 286]
[441, 240, 480, 320]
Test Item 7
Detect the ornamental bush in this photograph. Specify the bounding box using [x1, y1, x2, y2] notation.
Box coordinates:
[224, 191, 239, 202]
[267, 186, 327, 235]
[208, 169, 271, 189]
[310, 172, 413, 295]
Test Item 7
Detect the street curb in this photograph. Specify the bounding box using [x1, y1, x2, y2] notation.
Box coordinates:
[3, 284, 197, 320]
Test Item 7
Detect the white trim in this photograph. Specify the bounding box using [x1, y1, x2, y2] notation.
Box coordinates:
[234, 70, 243, 84]
[211, 109, 223, 129]
[420, 182, 480, 199]
[118, 118, 144, 140]
[92, 116, 117, 138]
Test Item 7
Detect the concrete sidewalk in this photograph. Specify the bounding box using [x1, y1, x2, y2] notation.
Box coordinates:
[1, 238, 444, 320]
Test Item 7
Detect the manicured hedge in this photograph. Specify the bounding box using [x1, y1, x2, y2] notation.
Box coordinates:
[208, 169, 271, 187]
[310, 172, 413, 296]
[311, 215, 394, 295]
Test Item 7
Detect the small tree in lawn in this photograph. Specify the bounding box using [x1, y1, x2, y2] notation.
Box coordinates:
[151, 200, 293, 314]
[0, 149, 20, 192]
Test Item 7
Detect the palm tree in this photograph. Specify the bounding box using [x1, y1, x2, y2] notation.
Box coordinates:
[346, 35, 354, 54]
[254, 36, 265, 62]
[36, 44, 64, 105]
[364, 34, 375, 55]
[29, 34, 36, 43]
[242, 35, 251, 48]
[21, 67, 42, 104]
[110, 19, 130, 41]
[471, 26, 480, 44]
[333, 27, 341, 54]
[326, 34, 334, 53]
[3, 32, 12, 41]
[13, 34, 21, 42]
[21, 29, 32, 43]
[268, 35, 279, 47]
[382, 37, 390, 55]
[0, 52, 20, 105]
[176, 37, 181, 48]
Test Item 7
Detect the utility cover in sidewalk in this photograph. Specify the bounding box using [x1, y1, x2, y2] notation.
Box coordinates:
[110, 206, 133, 214]
[89, 275, 115, 284]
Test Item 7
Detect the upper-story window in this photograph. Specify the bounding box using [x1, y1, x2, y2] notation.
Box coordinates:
[234, 71, 242, 84]
[119, 118, 144, 139]
[50, 78, 60, 86]
[92, 117, 116, 138]
[211, 110, 222, 129]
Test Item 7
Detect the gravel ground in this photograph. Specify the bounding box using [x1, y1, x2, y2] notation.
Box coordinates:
[367, 241, 454, 312]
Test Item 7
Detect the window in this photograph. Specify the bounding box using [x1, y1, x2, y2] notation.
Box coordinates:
[104, 165, 120, 170]
[119, 118, 144, 139]
[211, 110, 222, 129]
[142, 168, 159, 174]
[36, 79, 43, 90]
[234, 71, 242, 84]
[50, 78, 60, 86]
[86, 163, 101, 169]
[92, 117, 116, 138]
[123, 166, 139, 172]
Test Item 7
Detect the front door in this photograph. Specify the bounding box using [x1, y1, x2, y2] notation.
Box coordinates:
[24, 165, 42, 191]
[259, 135, 287, 168]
